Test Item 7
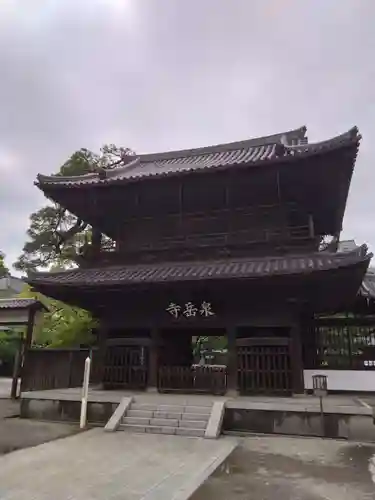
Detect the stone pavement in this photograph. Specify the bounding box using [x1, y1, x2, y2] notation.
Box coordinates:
[0, 429, 237, 500]
[192, 435, 375, 500]
[0, 377, 11, 398]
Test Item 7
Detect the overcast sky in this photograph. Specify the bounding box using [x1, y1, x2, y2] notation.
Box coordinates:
[1, 0, 374, 272]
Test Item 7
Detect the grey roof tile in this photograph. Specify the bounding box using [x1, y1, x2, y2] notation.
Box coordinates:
[28, 245, 371, 287]
[0, 298, 46, 310]
[35, 126, 360, 187]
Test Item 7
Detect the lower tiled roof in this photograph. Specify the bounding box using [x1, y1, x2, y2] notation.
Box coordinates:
[28, 245, 371, 288]
[0, 298, 45, 310]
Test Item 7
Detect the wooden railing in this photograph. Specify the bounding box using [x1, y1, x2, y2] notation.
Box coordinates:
[21, 348, 99, 392]
[158, 365, 227, 395]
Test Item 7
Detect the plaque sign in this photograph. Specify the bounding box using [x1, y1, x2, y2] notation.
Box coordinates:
[166, 301, 215, 319]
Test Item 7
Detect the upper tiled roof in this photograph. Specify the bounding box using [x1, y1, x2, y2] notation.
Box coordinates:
[0, 298, 46, 310]
[27, 244, 371, 288]
[36, 126, 360, 187]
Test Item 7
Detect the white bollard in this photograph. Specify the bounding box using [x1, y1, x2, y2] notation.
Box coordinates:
[80, 356, 91, 430]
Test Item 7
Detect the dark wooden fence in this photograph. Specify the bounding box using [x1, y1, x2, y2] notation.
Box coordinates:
[304, 317, 375, 370]
[237, 338, 292, 395]
[158, 365, 227, 395]
[102, 344, 148, 390]
[21, 348, 99, 392]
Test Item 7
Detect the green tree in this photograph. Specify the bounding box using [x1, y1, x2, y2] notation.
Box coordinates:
[18, 285, 97, 347]
[13, 145, 131, 274]
[0, 251, 9, 277]
[12, 145, 134, 347]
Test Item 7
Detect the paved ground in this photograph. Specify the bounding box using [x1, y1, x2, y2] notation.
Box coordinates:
[21, 386, 375, 411]
[191, 435, 375, 500]
[0, 377, 11, 398]
[0, 429, 236, 499]
[0, 398, 80, 455]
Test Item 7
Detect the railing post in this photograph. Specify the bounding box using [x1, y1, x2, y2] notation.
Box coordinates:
[226, 326, 238, 396]
[80, 356, 91, 430]
[148, 329, 159, 392]
[67, 350, 74, 387]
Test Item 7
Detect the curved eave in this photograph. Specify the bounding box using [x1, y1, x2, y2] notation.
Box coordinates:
[27, 245, 372, 290]
[0, 298, 48, 312]
[35, 126, 360, 190]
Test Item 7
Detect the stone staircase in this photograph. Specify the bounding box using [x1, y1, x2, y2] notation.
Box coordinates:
[119, 401, 213, 437]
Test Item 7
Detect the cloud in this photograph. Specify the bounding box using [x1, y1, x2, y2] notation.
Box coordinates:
[0, 0, 375, 271]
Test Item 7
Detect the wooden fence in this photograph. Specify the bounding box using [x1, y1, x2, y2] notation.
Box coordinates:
[236, 337, 292, 395]
[102, 345, 148, 390]
[21, 348, 99, 392]
[304, 317, 375, 370]
[158, 365, 227, 395]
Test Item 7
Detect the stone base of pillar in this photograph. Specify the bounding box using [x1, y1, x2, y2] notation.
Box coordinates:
[226, 389, 239, 398]
[146, 386, 158, 393]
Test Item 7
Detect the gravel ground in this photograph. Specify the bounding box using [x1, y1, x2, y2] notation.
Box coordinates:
[0, 399, 80, 455]
[191, 435, 375, 500]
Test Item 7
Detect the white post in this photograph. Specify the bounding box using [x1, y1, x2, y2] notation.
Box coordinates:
[80, 356, 91, 430]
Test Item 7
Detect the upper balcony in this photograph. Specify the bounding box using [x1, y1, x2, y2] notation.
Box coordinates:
[77, 221, 320, 268]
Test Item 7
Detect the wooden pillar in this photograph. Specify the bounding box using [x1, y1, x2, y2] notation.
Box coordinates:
[291, 323, 304, 394]
[20, 308, 36, 393]
[96, 321, 108, 387]
[11, 333, 23, 399]
[148, 328, 159, 392]
[226, 326, 238, 396]
[91, 229, 102, 255]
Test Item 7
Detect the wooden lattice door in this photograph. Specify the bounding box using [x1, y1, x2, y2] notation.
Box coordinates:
[103, 344, 148, 389]
[237, 337, 292, 395]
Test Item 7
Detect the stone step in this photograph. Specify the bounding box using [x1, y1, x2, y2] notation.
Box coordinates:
[123, 416, 208, 429]
[154, 411, 210, 421]
[126, 409, 210, 421]
[130, 403, 212, 413]
[120, 423, 205, 438]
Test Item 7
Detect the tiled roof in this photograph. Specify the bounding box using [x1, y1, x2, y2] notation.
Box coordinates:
[28, 245, 371, 288]
[0, 298, 45, 310]
[36, 126, 360, 187]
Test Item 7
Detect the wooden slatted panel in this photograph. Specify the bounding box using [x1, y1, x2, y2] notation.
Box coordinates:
[22, 348, 97, 392]
[158, 365, 227, 395]
[103, 345, 148, 389]
[237, 338, 292, 395]
[304, 318, 375, 370]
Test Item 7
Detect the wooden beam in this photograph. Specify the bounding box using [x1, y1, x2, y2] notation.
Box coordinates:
[226, 326, 238, 395]
[308, 214, 315, 238]
[148, 328, 159, 391]
[96, 321, 109, 386]
[10, 333, 23, 399]
[290, 324, 304, 394]
[20, 307, 36, 393]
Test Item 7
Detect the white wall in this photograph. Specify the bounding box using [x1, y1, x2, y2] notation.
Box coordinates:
[0, 309, 29, 325]
[304, 370, 375, 392]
